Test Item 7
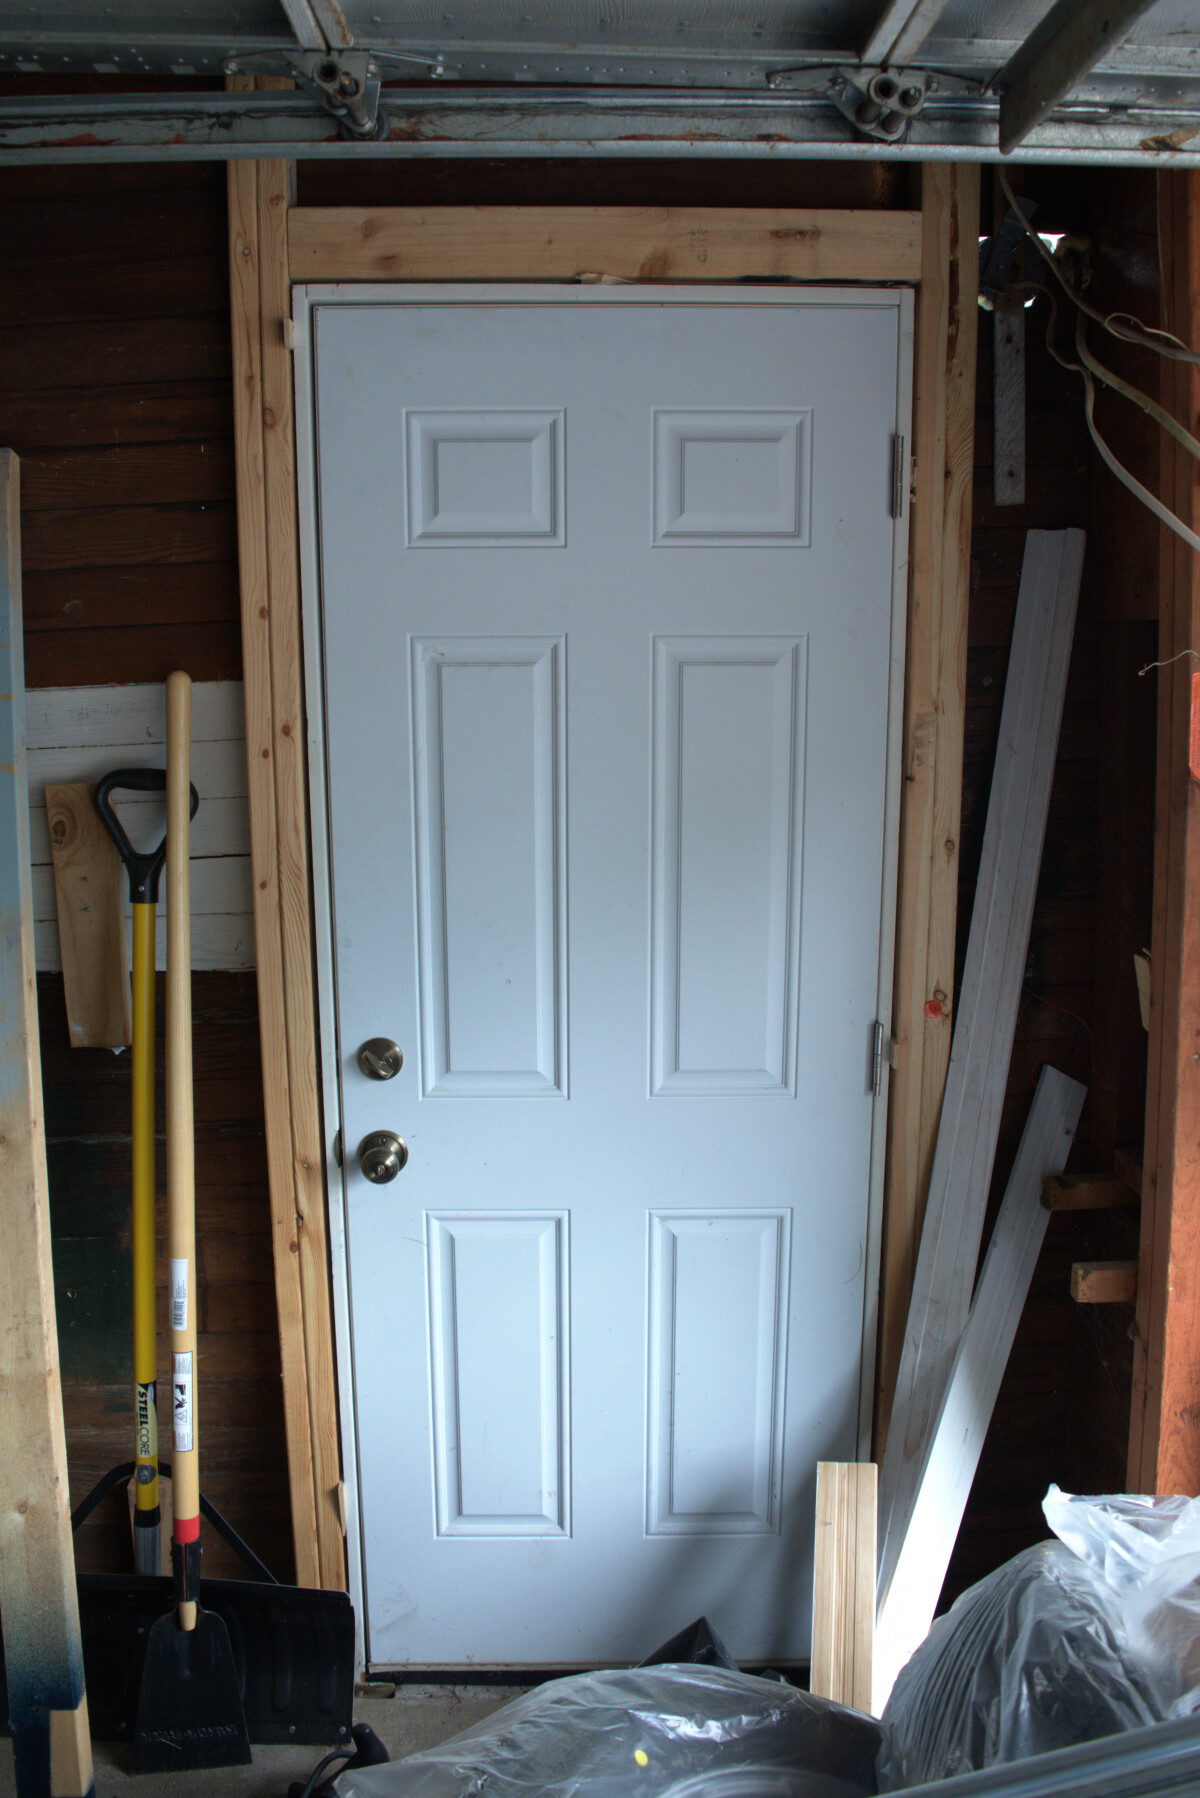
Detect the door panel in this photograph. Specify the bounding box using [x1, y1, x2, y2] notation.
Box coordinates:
[312, 293, 909, 1667]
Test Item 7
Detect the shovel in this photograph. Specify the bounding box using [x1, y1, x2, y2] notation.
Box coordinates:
[93, 765, 196, 1578]
[131, 671, 251, 1775]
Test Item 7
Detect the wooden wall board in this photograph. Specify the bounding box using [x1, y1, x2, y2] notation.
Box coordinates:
[227, 102, 345, 1591]
[0, 451, 95, 1798]
[27, 682, 254, 974]
[19, 442, 235, 512]
[0, 160, 241, 695]
[287, 204, 924, 285]
[878, 528, 1086, 1598]
[1130, 167, 1200, 1499]
[296, 158, 913, 211]
[0, 382, 234, 454]
[874, 163, 979, 1461]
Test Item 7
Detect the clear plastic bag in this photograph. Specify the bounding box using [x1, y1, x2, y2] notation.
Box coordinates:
[1042, 1486, 1200, 1716]
[334, 1665, 884, 1798]
[877, 1488, 1200, 1790]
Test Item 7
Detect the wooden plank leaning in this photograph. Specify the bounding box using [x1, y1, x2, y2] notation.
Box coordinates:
[811, 1462, 877, 1716]
[0, 448, 95, 1796]
[874, 1064, 1087, 1712]
[877, 529, 1086, 1596]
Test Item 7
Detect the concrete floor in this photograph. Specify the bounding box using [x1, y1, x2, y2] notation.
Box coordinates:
[0, 1683, 530, 1798]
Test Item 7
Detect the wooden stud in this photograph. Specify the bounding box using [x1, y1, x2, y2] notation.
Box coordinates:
[255, 148, 345, 1591]
[875, 1066, 1086, 1712]
[287, 205, 924, 287]
[1130, 169, 1200, 1499]
[227, 112, 342, 1590]
[811, 1463, 877, 1716]
[878, 528, 1086, 1597]
[993, 292, 1026, 507]
[876, 163, 979, 1461]
[1043, 1174, 1139, 1211]
[45, 780, 132, 1048]
[0, 449, 95, 1798]
[1072, 1260, 1139, 1304]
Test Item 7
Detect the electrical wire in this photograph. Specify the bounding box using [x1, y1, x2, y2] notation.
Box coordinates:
[998, 166, 1200, 367]
[1017, 278, 1200, 557]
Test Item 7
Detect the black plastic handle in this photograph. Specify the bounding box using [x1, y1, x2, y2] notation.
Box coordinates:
[93, 767, 199, 905]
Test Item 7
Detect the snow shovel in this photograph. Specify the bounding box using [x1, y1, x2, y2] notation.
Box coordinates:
[93, 765, 196, 1578]
[131, 671, 251, 1775]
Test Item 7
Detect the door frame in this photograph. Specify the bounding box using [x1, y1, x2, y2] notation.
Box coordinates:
[293, 280, 914, 1672]
[225, 167, 979, 1637]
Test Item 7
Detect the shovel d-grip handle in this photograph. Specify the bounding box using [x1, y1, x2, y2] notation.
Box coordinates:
[93, 766, 199, 904]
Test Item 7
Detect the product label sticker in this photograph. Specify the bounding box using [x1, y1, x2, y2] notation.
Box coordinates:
[173, 1352, 193, 1453]
[170, 1257, 189, 1332]
[136, 1380, 157, 1462]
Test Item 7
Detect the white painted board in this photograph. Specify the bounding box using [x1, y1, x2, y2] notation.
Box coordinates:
[26, 683, 254, 972]
[874, 1064, 1087, 1711]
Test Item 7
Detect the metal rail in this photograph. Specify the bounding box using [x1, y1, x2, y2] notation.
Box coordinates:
[2, 82, 1200, 163]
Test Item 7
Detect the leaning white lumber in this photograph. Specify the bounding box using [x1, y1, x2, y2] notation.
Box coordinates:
[0, 449, 95, 1797]
[811, 1462, 877, 1715]
[877, 529, 1086, 1595]
[874, 1064, 1087, 1712]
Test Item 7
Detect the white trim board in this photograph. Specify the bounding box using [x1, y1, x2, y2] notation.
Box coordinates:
[877, 528, 1086, 1594]
[292, 281, 914, 1675]
[874, 1063, 1087, 1711]
[27, 682, 255, 973]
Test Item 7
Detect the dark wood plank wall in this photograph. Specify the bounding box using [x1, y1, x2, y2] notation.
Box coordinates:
[0, 145, 1160, 1625]
[0, 156, 295, 1583]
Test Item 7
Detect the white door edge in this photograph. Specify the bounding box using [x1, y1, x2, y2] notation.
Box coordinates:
[292, 281, 915, 1677]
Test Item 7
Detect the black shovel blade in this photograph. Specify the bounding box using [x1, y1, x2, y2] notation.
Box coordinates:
[130, 1604, 252, 1774]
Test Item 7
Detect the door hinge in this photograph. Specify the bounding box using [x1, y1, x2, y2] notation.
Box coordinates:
[890, 435, 906, 520]
[872, 1020, 898, 1097]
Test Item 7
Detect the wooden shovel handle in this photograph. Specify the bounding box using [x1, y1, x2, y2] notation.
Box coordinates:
[165, 672, 199, 1622]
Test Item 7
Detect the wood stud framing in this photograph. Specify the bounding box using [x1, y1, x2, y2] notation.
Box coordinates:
[0, 450, 95, 1798]
[230, 163, 977, 1569]
[876, 163, 979, 1459]
[1130, 168, 1200, 1499]
[227, 85, 345, 1591]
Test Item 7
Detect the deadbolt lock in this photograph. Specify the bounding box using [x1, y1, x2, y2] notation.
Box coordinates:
[359, 1131, 408, 1184]
[358, 1038, 403, 1080]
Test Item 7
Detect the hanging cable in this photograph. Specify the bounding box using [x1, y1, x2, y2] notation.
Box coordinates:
[1021, 281, 1200, 557]
[999, 166, 1200, 367]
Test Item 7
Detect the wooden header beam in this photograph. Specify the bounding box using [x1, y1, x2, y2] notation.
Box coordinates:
[287, 205, 924, 286]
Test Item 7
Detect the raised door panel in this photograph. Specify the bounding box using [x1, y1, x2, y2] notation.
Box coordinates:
[411, 636, 568, 1098]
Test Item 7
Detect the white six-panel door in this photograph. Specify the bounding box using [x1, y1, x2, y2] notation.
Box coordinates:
[304, 290, 911, 1668]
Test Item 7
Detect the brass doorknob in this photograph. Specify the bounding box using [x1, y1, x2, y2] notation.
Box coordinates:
[359, 1131, 408, 1183]
[358, 1038, 403, 1080]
